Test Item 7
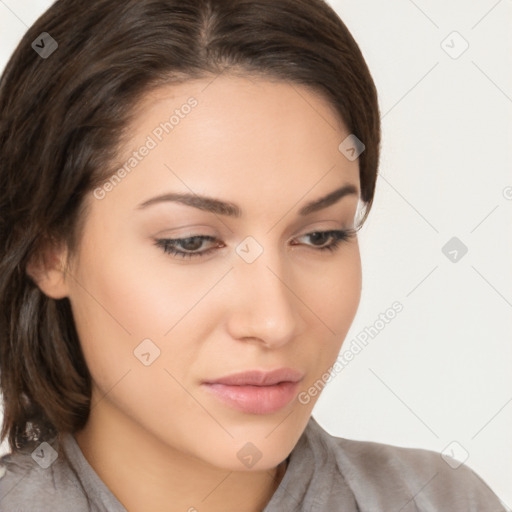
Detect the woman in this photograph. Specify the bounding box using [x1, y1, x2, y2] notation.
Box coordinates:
[0, 0, 507, 510]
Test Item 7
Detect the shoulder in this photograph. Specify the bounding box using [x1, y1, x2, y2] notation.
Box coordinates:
[0, 439, 91, 512]
[306, 418, 508, 511]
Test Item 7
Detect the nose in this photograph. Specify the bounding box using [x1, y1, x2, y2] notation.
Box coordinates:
[225, 246, 305, 349]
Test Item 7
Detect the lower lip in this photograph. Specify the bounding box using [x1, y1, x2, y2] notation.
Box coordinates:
[202, 381, 300, 414]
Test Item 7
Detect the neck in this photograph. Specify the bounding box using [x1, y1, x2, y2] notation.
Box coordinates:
[73, 394, 288, 512]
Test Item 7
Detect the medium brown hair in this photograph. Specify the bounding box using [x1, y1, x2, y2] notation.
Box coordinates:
[0, 0, 380, 452]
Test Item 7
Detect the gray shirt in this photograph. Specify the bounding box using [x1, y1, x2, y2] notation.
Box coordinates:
[0, 416, 507, 511]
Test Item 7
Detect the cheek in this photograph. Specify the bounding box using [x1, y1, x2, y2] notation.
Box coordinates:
[71, 231, 222, 335]
[332, 249, 362, 327]
[300, 243, 362, 329]
[66, 236, 216, 386]
[298, 245, 362, 374]
[66, 242, 215, 429]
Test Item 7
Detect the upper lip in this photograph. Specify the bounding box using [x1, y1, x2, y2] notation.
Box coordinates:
[204, 368, 304, 386]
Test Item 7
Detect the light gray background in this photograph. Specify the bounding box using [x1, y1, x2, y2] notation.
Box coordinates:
[0, 0, 511, 507]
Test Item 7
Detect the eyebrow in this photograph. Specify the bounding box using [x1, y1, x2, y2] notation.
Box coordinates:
[136, 183, 358, 217]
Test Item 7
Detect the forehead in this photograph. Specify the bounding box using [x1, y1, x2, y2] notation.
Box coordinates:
[88, 74, 360, 223]
[126, 73, 351, 156]
[135, 73, 346, 127]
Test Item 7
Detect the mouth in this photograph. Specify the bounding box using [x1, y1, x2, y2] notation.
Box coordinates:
[202, 368, 304, 415]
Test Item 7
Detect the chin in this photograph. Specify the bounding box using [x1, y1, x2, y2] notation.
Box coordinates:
[189, 415, 307, 472]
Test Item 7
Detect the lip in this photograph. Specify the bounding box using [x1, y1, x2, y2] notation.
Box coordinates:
[202, 368, 304, 414]
[204, 368, 304, 386]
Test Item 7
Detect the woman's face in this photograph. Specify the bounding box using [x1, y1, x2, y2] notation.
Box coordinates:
[62, 74, 362, 470]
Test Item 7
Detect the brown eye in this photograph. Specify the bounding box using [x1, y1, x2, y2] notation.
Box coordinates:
[154, 235, 220, 259]
[293, 229, 356, 252]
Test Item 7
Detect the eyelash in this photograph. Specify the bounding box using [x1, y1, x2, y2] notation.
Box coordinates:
[154, 229, 357, 260]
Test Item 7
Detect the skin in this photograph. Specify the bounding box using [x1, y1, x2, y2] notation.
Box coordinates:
[29, 74, 363, 512]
